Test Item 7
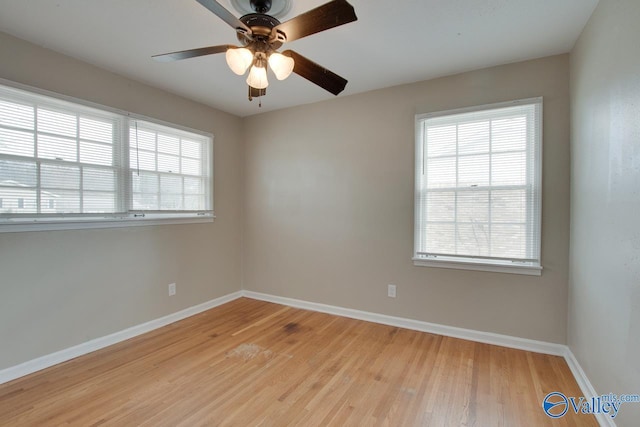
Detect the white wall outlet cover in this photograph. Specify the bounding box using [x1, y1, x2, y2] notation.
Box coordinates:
[387, 284, 397, 298]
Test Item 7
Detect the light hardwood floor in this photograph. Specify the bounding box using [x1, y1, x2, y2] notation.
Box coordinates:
[0, 298, 597, 426]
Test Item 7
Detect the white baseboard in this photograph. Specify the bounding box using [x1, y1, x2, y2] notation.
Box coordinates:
[241, 290, 566, 356]
[0, 291, 243, 385]
[563, 348, 616, 427]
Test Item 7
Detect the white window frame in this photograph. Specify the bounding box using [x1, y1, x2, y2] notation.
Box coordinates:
[413, 98, 543, 276]
[0, 79, 214, 233]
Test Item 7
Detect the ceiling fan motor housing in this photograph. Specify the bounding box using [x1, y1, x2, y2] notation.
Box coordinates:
[237, 13, 283, 49]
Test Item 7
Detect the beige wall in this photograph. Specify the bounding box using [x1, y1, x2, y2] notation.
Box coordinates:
[243, 55, 571, 343]
[569, 0, 640, 425]
[0, 32, 243, 370]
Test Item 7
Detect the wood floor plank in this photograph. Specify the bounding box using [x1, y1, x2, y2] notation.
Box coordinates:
[0, 298, 598, 426]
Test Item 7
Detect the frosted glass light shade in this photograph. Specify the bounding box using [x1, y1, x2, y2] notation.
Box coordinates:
[246, 65, 269, 89]
[225, 48, 253, 75]
[268, 52, 295, 80]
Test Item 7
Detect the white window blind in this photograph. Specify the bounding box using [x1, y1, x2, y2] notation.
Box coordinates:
[0, 81, 213, 231]
[414, 98, 542, 275]
[129, 120, 211, 213]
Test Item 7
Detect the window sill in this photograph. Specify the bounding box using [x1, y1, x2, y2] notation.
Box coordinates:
[0, 214, 214, 233]
[412, 257, 542, 276]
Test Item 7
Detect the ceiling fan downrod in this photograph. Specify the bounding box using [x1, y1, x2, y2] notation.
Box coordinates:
[250, 0, 272, 14]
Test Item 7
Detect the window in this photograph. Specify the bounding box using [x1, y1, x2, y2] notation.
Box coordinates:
[414, 98, 542, 275]
[129, 120, 209, 213]
[0, 81, 213, 232]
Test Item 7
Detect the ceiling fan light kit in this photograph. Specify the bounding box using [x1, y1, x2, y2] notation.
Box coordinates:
[246, 55, 269, 89]
[225, 47, 254, 75]
[267, 52, 294, 80]
[153, 0, 357, 103]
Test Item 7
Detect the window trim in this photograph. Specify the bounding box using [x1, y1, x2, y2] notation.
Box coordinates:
[0, 214, 214, 233]
[0, 78, 214, 233]
[412, 256, 542, 276]
[413, 98, 543, 276]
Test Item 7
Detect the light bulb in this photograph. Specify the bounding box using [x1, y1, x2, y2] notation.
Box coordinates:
[246, 64, 269, 89]
[268, 52, 295, 80]
[226, 48, 253, 75]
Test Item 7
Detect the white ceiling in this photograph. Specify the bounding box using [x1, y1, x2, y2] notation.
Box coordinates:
[0, 0, 598, 117]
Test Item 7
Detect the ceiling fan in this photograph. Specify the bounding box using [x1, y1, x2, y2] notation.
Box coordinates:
[153, 0, 358, 102]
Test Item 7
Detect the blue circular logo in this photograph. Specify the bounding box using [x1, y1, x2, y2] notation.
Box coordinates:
[543, 392, 569, 418]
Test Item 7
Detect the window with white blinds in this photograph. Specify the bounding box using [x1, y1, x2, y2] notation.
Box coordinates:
[0, 81, 213, 231]
[129, 120, 210, 213]
[414, 98, 542, 275]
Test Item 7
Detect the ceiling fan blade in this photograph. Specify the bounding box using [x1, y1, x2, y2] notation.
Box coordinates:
[273, 0, 357, 42]
[195, 0, 252, 35]
[152, 44, 235, 62]
[283, 50, 347, 96]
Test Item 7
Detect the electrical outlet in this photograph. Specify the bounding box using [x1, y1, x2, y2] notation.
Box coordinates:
[387, 284, 397, 298]
[168, 283, 176, 296]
